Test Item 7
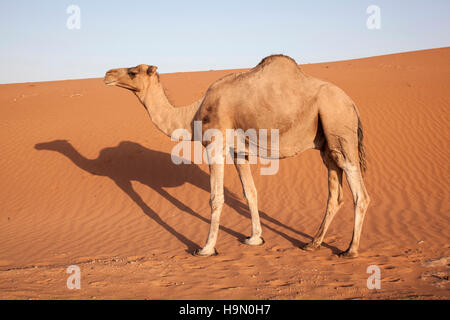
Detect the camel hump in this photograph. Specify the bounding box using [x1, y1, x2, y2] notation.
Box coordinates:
[207, 54, 302, 91]
[256, 54, 299, 68]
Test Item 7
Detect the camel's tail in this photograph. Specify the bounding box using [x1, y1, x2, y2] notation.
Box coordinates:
[357, 115, 367, 176]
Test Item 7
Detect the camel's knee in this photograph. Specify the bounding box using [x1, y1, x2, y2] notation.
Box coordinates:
[210, 193, 224, 210]
[328, 188, 344, 210]
[355, 193, 370, 213]
[243, 187, 257, 205]
[359, 194, 370, 209]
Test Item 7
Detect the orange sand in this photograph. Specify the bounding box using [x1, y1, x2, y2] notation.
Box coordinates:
[0, 48, 448, 299]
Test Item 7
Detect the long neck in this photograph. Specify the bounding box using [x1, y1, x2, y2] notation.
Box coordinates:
[137, 78, 201, 138]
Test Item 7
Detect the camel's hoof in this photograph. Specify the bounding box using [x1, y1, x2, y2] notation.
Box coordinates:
[192, 248, 218, 257]
[301, 242, 321, 251]
[244, 236, 265, 246]
[338, 250, 358, 259]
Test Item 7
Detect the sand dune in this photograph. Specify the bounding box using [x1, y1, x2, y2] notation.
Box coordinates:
[0, 48, 448, 299]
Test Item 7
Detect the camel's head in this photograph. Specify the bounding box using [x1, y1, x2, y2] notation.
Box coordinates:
[104, 64, 158, 92]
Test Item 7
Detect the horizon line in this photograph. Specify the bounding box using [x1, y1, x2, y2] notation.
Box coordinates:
[1, 46, 448, 86]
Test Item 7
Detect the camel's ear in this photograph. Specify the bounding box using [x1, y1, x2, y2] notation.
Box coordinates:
[147, 65, 158, 75]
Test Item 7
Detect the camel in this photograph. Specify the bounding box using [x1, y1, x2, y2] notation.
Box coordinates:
[103, 54, 370, 258]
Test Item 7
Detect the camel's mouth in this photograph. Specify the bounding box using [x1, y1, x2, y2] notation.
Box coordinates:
[104, 79, 137, 91]
[116, 83, 138, 91]
[103, 74, 118, 86]
[104, 80, 117, 86]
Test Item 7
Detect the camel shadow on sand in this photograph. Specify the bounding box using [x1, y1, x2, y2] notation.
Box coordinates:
[34, 140, 341, 254]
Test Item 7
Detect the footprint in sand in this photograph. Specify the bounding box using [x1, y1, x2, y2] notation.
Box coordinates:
[328, 281, 354, 288]
[88, 281, 108, 287]
[420, 256, 449, 288]
[422, 256, 449, 268]
[266, 279, 291, 287]
[420, 271, 449, 288]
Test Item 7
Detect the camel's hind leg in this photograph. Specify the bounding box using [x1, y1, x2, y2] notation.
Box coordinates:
[338, 157, 370, 258]
[316, 88, 370, 257]
[302, 148, 344, 251]
[327, 145, 370, 258]
[233, 158, 264, 246]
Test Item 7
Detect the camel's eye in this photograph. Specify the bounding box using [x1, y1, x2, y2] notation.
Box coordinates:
[128, 68, 138, 78]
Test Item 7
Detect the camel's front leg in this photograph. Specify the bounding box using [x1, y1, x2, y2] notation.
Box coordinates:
[233, 159, 264, 246]
[194, 161, 225, 256]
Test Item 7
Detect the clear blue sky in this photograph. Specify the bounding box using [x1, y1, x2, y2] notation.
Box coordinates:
[0, 0, 449, 83]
